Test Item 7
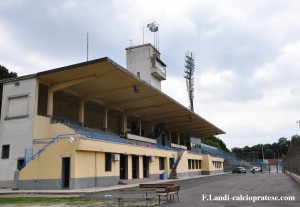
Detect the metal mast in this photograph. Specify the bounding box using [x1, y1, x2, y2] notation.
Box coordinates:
[184, 51, 195, 111]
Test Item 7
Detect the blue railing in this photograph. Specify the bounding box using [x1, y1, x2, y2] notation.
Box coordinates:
[20, 133, 78, 170]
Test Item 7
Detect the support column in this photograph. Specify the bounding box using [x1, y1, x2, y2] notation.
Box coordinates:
[47, 88, 54, 117]
[177, 133, 180, 145]
[121, 114, 127, 135]
[102, 108, 108, 131]
[79, 100, 85, 126]
[139, 119, 142, 136]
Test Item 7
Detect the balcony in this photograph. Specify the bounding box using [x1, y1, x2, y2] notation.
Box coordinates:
[151, 58, 166, 80]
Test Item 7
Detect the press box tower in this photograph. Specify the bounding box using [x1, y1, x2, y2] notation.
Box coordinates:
[126, 44, 166, 90]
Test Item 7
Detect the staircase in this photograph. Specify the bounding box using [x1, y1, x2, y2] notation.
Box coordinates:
[169, 151, 185, 179]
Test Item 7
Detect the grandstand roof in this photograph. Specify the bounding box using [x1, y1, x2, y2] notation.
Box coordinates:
[16, 57, 226, 137]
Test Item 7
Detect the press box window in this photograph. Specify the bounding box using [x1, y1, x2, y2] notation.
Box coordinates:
[1, 145, 10, 159]
[105, 153, 112, 171]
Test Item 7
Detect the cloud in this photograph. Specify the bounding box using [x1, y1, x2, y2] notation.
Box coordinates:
[1, 0, 300, 149]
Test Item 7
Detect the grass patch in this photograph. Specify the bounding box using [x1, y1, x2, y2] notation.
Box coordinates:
[0, 197, 99, 206]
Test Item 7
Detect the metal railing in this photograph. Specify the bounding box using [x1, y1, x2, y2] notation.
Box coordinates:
[283, 139, 300, 176]
[19, 134, 78, 170]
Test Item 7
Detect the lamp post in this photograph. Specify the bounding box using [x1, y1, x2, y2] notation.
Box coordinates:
[262, 144, 265, 163]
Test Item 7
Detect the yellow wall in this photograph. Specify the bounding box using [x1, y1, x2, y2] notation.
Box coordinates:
[33, 115, 75, 139]
[20, 137, 224, 182]
[19, 137, 78, 180]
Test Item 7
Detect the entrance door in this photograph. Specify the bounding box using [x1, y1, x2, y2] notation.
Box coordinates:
[120, 154, 128, 180]
[132, 155, 139, 179]
[62, 157, 70, 188]
[143, 156, 149, 178]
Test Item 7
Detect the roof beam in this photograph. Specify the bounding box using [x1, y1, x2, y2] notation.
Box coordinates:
[125, 102, 172, 115]
[143, 109, 184, 120]
[50, 74, 100, 92]
[109, 95, 159, 108]
[82, 84, 142, 102]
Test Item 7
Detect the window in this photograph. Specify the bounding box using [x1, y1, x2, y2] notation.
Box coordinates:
[195, 160, 199, 169]
[192, 160, 195, 169]
[5, 95, 29, 120]
[105, 153, 112, 171]
[198, 160, 202, 169]
[1, 145, 10, 159]
[159, 157, 165, 170]
[188, 159, 191, 169]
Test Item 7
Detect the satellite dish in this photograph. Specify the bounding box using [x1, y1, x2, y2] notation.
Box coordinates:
[69, 136, 75, 143]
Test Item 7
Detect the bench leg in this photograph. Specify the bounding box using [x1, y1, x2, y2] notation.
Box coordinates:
[118, 198, 124, 207]
[177, 192, 180, 202]
[158, 195, 161, 204]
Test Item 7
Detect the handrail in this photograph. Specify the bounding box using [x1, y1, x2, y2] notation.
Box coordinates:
[19, 133, 78, 170]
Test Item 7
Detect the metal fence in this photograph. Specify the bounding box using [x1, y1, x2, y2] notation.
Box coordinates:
[283, 139, 300, 176]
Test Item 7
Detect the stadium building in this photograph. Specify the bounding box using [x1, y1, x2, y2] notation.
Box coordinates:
[0, 44, 225, 190]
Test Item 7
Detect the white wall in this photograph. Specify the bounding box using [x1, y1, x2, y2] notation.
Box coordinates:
[126, 44, 162, 90]
[0, 78, 37, 187]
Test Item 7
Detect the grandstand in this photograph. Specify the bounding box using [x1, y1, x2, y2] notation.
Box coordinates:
[0, 44, 225, 189]
[201, 143, 250, 171]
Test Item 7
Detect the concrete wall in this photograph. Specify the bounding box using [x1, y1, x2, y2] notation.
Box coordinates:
[126, 44, 161, 90]
[0, 78, 37, 188]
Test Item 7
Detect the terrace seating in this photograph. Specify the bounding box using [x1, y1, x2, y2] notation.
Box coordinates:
[51, 116, 183, 152]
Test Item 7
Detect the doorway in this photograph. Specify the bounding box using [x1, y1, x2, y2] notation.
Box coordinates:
[143, 156, 149, 178]
[120, 154, 128, 180]
[132, 155, 139, 179]
[62, 157, 70, 189]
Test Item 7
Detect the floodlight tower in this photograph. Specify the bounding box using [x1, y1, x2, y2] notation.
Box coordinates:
[184, 51, 195, 111]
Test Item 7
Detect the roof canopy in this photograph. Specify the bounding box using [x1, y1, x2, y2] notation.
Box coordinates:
[35, 57, 225, 137]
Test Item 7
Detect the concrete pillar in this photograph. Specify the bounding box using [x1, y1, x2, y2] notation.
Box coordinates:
[79, 100, 85, 125]
[121, 114, 127, 135]
[177, 133, 180, 145]
[47, 88, 54, 116]
[102, 108, 108, 131]
[139, 119, 142, 136]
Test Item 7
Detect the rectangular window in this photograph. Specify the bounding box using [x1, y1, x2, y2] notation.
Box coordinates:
[188, 159, 191, 169]
[195, 160, 199, 169]
[192, 160, 195, 169]
[105, 153, 112, 171]
[159, 157, 165, 170]
[1, 145, 10, 159]
[5, 95, 29, 120]
[199, 160, 202, 169]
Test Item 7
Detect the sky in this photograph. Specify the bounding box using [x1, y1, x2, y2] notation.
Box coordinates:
[1, 0, 300, 150]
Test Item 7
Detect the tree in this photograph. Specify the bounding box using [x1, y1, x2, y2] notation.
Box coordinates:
[0, 65, 18, 114]
[291, 134, 300, 146]
[202, 136, 230, 153]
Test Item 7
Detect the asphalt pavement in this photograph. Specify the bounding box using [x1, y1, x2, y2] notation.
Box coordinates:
[84, 172, 300, 207]
[162, 172, 300, 207]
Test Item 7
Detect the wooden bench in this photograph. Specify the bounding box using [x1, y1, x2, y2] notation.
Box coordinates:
[139, 183, 180, 204]
[117, 188, 156, 207]
[156, 185, 180, 204]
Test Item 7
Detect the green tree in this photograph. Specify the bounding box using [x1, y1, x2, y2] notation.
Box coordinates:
[202, 136, 230, 152]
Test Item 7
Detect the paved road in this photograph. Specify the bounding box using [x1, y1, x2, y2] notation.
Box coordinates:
[84, 172, 300, 207]
[164, 172, 300, 207]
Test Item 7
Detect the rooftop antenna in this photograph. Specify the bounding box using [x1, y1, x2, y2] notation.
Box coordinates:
[87, 32, 89, 61]
[184, 51, 195, 111]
